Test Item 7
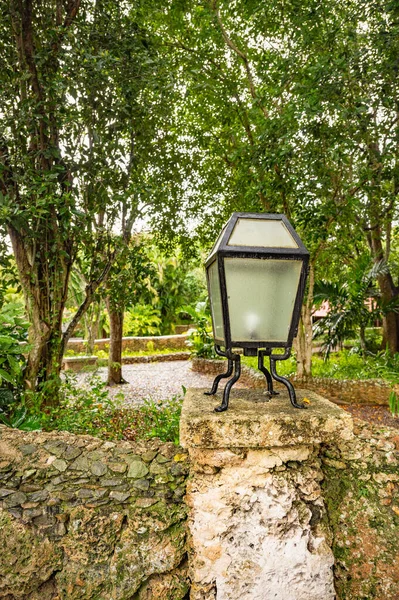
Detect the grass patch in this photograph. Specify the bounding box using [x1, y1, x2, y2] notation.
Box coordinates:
[241, 353, 297, 378]
[311, 350, 399, 383]
[1, 374, 184, 444]
[242, 349, 399, 385]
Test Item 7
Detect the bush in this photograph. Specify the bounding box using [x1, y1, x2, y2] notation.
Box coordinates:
[137, 392, 184, 445]
[0, 298, 30, 421]
[37, 374, 126, 437]
[311, 349, 399, 383]
[2, 373, 185, 444]
[183, 302, 218, 359]
[123, 304, 162, 337]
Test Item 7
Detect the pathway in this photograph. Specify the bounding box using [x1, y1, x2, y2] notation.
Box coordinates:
[76, 360, 222, 406]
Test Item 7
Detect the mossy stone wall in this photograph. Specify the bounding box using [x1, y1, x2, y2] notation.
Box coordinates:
[321, 420, 399, 599]
[0, 425, 189, 600]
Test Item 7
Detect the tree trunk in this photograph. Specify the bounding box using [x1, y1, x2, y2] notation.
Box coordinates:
[294, 263, 314, 379]
[85, 301, 102, 355]
[359, 325, 367, 355]
[369, 226, 399, 353]
[106, 299, 126, 385]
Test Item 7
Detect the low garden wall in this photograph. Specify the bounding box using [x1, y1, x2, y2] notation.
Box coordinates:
[191, 357, 394, 406]
[0, 426, 190, 600]
[61, 352, 190, 371]
[322, 418, 399, 599]
[67, 333, 189, 354]
[1, 389, 398, 599]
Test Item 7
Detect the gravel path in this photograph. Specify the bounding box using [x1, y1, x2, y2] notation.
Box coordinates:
[76, 360, 220, 406]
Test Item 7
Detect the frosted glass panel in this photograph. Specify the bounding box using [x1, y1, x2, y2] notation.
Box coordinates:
[224, 258, 302, 342]
[228, 218, 298, 248]
[208, 260, 225, 342]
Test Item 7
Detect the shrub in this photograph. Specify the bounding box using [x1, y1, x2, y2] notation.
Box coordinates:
[123, 304, 162, 337]
[183, 302, 217, 359]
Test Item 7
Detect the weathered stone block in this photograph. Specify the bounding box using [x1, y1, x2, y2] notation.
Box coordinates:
[181, 388, 346, 600]
[127, 460, 149, 479]
[180, 388, 353, 449]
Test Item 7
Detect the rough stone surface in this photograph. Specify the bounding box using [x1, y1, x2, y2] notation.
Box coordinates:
[180, 388, 353, 449]
[67, 332, 189, 354]
[181, 388, 340, 600]
[0, 425, 190, 599]
[321, 419, 399, 599]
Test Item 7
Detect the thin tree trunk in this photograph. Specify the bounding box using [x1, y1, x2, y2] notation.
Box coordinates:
[369, 226, 399, 353]
[106, 299, 126, 385]
[86, 301, 102, 355]
[359, 325, 367, 355]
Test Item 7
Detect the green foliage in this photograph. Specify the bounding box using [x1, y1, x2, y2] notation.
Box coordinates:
[313, 259, 395, 357]
[0, 404, 42, 431]
[0, 294, 29, 394]
[144, 246, 207, 335]
[242, 353, 297, 378]
[137, 392, 185, 445]
[0, 0, 185, 396]
[39, 374, 126, 438]
[123, 304, 162, 337]
[1, 374, 185, 444]
[388, 390, 399, 418]
[242, 347, 399, 384]
[184, 302, 217, 359]
[311, 350, 399, 384]
[0, 335, 26, 390]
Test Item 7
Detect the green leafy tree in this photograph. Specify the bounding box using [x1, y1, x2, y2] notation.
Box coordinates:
[153, 0, 399, 373]
[0, 0, 181, 400]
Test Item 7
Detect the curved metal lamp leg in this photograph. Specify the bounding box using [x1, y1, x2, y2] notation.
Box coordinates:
[269, 357, 306, 409]
[258, 350, 279, 398]
[204, 358, 233, 396]
[214, 354, 241, 413]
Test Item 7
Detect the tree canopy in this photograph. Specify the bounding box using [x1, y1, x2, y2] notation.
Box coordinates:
[1, 0, 399, 398]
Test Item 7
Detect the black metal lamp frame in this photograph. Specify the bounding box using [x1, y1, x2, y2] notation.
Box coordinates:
[205, 213, 310, 413]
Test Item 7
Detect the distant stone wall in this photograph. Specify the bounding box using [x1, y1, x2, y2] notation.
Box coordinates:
[0, 425, 189, 600]
[321, 419, 399, 599]
[61, 352, 190, 371]
[191, 358, 393, 406]
[121, 352, 190, 364]
[67, 333, 189, 354]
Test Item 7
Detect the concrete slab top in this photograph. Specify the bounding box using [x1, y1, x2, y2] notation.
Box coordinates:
[180, 388, 353, 449]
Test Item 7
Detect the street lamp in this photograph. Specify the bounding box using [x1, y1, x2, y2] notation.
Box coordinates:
[205, 212, 309, 412]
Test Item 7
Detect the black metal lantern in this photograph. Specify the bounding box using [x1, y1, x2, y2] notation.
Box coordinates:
[205, 213, 310, 412]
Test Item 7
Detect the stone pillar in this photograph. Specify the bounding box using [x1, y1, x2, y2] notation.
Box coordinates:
[180, 388, 353, 600]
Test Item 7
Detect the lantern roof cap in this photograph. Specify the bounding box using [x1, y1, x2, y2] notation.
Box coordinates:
[206, 213, 309, 266]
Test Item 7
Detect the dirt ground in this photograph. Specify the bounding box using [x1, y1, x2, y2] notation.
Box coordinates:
[341, 403, 399, 430]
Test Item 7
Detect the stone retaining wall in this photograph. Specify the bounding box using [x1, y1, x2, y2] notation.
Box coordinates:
[191, 358, 393, 405]
[61, 352, 190, 372]
[121, 352, 190, 364]
[0, 426, 190, 600]
[321, 419, 399, 599]
[1, 388, 398, 599]
[67, 333, 189, 354]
